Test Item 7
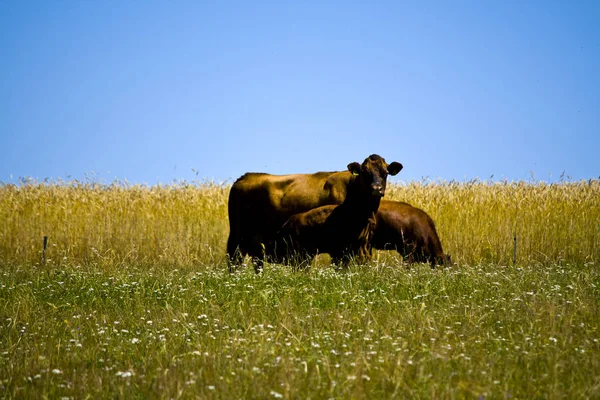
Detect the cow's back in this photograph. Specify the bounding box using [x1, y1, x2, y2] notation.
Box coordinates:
[277, 171, 352, 213]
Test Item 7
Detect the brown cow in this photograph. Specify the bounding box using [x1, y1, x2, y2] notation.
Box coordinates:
[226, 171, 352, 272]
[270, 155, 403, 269]
[373, 201, 451, 268]
[227, 154, 401, 272]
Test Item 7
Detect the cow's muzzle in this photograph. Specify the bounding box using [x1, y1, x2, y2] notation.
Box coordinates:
[372, 184, 385, 197]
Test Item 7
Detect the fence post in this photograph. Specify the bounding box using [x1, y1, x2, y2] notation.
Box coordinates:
[513, 234, 517, 266]
[42, 236, 48, 264]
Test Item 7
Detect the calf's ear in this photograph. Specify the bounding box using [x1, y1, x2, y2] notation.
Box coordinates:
[387, 162, 403, 176]
[347, 162, 361, 176]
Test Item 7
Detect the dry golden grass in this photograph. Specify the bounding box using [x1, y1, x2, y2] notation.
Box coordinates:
[0, 181, 229, 268]
[0, 179, 598, 267]
[386, 179, 600, 265]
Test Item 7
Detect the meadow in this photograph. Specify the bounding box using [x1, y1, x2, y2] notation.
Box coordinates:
[1, 179, 599, 398]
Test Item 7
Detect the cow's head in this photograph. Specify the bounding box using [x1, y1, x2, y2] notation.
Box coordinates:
[347, 154, 403, 198]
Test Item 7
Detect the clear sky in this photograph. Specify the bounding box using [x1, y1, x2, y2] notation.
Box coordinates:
[1, 1, 598, 185]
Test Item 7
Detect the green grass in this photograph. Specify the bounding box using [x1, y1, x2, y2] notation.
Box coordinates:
[2, 261, 599, 399]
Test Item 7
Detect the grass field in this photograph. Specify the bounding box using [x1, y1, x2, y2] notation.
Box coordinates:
[1, 179, 599, 398]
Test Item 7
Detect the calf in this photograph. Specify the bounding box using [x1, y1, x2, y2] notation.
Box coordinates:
[271, 155, 402, 269]
[372, 201, 451, 268]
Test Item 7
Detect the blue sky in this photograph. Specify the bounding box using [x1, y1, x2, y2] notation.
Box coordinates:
[1, 1, 598, 185]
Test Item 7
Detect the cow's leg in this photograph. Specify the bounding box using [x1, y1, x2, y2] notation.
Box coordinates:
[428, 254, 438, 269]
[357, 245, 373, 266]
[226, 235, 244, 273]
[403, 251, 416, 267]
[413, 245, 429, 266]
[402, 241, 420, 267]
[253, 257, 264, 274]
[421, 237, 438, 269]
[246, 241, 266, 274]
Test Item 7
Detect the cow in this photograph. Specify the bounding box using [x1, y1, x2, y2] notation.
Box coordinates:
[226, 171, 351, 272]
[372, 201, 452, 268]
[227, 154, 401, 272]
[270, 155, 403, 269]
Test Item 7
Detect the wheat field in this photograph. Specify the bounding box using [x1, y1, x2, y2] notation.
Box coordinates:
[0, 179, 597, 268]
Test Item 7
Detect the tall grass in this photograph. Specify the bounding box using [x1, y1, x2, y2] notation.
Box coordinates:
[0, 180, 229, 268]
[387, 179, 599, 266]
[0, 179, 598, 267]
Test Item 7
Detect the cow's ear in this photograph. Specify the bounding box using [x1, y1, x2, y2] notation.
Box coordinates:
[347, 162, 361, 176]
[387, 162, 403, 176]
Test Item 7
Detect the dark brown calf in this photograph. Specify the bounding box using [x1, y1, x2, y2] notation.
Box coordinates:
[271, 155, 402, 268]
[373, 201, 451, 268]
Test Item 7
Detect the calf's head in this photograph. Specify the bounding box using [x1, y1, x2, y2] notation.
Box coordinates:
[347, 154, 403, 198]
